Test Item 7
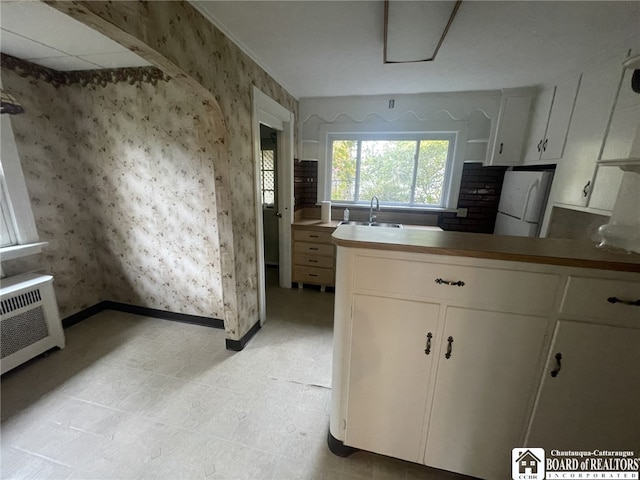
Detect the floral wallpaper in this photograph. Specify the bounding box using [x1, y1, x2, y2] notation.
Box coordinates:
[49, 0, 300, 340]
[1, 67, 226, 322]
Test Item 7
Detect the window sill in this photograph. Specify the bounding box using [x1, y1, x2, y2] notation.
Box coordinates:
[1, 242, 48, 261]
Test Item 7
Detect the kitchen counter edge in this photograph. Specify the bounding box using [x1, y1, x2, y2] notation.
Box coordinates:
[331, 225, 640, 273]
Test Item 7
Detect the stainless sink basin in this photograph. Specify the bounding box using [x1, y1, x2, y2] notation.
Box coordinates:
[339, 221, 402, 228]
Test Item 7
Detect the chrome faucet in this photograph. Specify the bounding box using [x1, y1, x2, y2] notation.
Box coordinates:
[369, 196, 380, 223]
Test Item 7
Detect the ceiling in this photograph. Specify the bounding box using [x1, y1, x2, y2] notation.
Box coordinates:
[0, 1, 149, 71]
[1, 1, 637, 100]
[192, 0, 640, 99]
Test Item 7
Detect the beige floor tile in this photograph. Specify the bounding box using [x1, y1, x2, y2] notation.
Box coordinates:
[1, 275, 476, 480]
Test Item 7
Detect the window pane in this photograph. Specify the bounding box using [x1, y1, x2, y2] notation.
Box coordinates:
[359, 140, 415, 204]
[331, 140, 358, 201]
[414, 139, 449, 205]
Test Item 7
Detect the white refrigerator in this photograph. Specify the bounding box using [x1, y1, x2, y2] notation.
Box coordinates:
[494, 170, 553, 237]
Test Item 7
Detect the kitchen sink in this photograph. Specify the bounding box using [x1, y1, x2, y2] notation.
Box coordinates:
[339, 221, 402, 228]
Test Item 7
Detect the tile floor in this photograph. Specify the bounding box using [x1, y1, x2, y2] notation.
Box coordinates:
[1, 274, 471, 479]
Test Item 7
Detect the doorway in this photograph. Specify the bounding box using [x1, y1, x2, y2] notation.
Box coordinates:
[252, 87, 294, 326]
[259, 125, 279, 279]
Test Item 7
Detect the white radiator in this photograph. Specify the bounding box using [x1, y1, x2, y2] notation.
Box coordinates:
[0, 273, 65, 375]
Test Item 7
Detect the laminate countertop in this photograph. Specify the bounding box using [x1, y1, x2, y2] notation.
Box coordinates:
[332, 225, 640, 273]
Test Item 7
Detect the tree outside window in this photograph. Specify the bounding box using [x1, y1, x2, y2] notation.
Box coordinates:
[330, 135, 453, 207]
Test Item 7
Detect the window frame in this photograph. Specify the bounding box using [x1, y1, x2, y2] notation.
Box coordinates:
[1, 114, 44, 259]
[318, 120, 468, 211]
[328, 132, 456, 208]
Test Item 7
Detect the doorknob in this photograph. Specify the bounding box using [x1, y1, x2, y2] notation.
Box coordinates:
[275, 212, 282, 218]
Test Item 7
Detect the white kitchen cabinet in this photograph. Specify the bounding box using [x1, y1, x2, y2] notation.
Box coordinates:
[527, 275, 640, 451]
[335, 249, 557, 479]
[527, 321, 640, 451]
[345, 294, 439, 462]
[424, 307, 548, 480]
[523, 75, 580, 165]
[485, 89, 533, 166]
[550, 53, 624, 207]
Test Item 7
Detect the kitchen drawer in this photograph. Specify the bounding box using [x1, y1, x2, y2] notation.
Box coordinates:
[293, 266, 335, 286]
[294, 253, 334, 269]
[353, 256, 560, 315]
[293, 229, 333, 244]
[560, 276, 640, 323]
[294, 241, 334, 257]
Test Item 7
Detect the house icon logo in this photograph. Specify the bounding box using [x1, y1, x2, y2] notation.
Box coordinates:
[512, 448, 545, 480]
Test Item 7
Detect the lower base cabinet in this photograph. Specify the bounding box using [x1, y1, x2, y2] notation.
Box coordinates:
[344, 295, 548, 479]
[345, 295, 439, 462]
[424, 307, 548, 479]
[527, 321, 640, 452]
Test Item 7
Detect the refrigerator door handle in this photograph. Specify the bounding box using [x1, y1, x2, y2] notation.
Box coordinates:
[521, 179, 540, 221]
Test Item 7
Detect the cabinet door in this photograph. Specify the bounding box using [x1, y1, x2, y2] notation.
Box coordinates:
[488, 94, 532, 166]
[345, 294, 439, 463]
[424, 307, 548, 480]
[527, 321, 640, 451]
[552, 54, 623, 207]
[542, 74, 580, 161]
[523, 87, 554, 164]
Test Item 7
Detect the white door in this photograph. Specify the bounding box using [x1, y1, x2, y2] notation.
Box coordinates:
[527, 321, 640, 451]
[345, 294, 440, 463]
[424, 307, 548, 480]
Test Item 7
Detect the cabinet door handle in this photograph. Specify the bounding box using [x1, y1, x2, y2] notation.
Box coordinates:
[435, 278, 465, 287]
[542, 138, 548, 151]
[424, 332, 433, 355]
[607, 297, 640, 307]
[499, 142, 504, 155]
[445, 336, 454, 359]
[550, 352, 562, 377]
[582, 180, 591, 197]
[537, 139, 542, 152]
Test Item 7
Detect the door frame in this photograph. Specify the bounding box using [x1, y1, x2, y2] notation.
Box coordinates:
[252, 86, 294, 325]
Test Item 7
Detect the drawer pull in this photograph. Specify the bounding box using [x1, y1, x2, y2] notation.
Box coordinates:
[308, 259, 319, 263]
[309, 234, 319, 238]
[550, 352, 562, 377]
[309, 247, 319, 251]
[309, 273, 318, 277]
[445, 336, 453, 359]
[435, 278, 465, 287]
[424, 332, 433, 355]
[607, 297, 640, 307]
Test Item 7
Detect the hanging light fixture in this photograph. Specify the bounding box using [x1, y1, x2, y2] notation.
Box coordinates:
[384, 0, 462, 64]
[0, 90, 25, 115]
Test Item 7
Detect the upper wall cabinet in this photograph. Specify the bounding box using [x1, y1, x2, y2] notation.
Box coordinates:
[522, 75, 581, 165]
[550, 53, 624, 208]
[484, 89, 533, 166]
[599, 56, 640, 166]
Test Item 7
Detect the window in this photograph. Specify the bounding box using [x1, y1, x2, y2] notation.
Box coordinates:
[260, 148, 276, 206]
[329, 134, 455, 208]
[1, 114, 43, 257]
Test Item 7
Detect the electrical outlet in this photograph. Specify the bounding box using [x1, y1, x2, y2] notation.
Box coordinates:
[456, 208, 468, 218]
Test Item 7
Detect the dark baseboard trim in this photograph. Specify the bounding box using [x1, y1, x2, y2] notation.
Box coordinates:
[225, 319, 261, 351]
[62, 301, 224, 329]
[62, 301, 110, 329]
[327, 430, 357, 457]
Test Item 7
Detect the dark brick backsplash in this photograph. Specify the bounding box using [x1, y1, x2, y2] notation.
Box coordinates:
[438, 162, 508, 233]
[293, 160, 507, 233]
[294, 160, 318, 210]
